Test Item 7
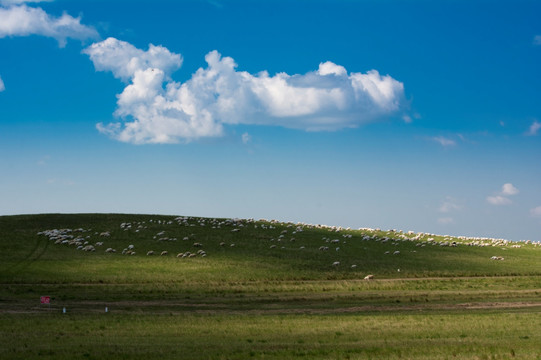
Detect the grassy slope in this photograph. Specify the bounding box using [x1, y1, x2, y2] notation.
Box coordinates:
[1, 213, 540, 359]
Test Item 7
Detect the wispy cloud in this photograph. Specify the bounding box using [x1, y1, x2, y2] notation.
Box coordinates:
[47, 178, 75, 186]
[0, 0, 52, 5]
[530, 206, 541, 218]
[526, 120, 541, 136]
[437, 217, 454, 225]
[486, 195, 512, 206]
[0, 75, 4, 92]
[242, 132, 251, 144]
[486, 183, 519, 206]
[438, 196, 461, 213]
[432, 136, 456, 147]
[207, 0, 223, 9]
[533, 35, 541, 46]
[37, 155, 50, 166]
[85, 38, 407, 144]
[0, 3, 98, 47]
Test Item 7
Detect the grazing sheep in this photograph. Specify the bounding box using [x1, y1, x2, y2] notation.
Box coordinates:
[491, 256, 505, 261]
[176, 252, 184, 258]
[193, 242, 203, 247]
[147, 250, 154, 256]
[219, 242, 226, 246]
[82, 245, 95, 252]
[160, 251, 168, 256]
[364, 274, 374, 280]
[105, 248, 115, 253]
[332, 261, 340, 267]
[351, 264, 357, 269]
[270, 245, 276, 249]
[393, 251, 400, 255]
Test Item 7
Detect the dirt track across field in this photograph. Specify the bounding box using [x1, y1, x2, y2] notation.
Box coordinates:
[3, 298, 541, 315]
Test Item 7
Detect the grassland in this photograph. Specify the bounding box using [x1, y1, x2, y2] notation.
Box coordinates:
[1, 213, 540, 359]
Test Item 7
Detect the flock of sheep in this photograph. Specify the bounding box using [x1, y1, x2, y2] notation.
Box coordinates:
[37, 216, 539, 275]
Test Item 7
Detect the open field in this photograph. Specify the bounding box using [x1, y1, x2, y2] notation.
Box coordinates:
[1, 213, 540, 359]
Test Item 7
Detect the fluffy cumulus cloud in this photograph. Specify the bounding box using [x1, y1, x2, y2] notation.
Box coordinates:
[487, 183, 519, 205]
[0, 3, 98, 46]
[501, 183, 519, 196]
[0, 75, 4, 91]
[82, 37, 181, 82]
[85, 38, 407, 144]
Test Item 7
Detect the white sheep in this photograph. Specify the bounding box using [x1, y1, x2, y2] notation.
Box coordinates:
[364, 274, 374, 280]
[332, 261, 340, 267]
[160, 251, 168, 256]
[147, 250, 154, 256]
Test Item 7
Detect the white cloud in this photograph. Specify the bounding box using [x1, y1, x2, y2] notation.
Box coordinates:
[487, 183, 519, 206]
[432, 136, 456, 147]
[486, 195, 512, 206]
[439, 197, 461, 213]
[0, 4, 98, 47]
[526, 120, 541, 136]
[534, 35, 541, 46]
[82, 37, 182, 82]
[501, 183, 519, 196]
[85, 38, 407, 144]
[0, 75, 4, 91]
[530, 206, 541, 218]
[242, 132, 251, 144]
[438, 217, 454, 225]
[0, 0, 51, 5]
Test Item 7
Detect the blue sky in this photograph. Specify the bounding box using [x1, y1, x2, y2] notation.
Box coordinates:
[1, 0, 540, 241]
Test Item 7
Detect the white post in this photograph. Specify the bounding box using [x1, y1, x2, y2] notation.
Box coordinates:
[62, 307, 66, 314]
[105, 307, 108, 313]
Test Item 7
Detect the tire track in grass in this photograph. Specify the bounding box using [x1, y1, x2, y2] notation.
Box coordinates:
[3, 235, 50, 276]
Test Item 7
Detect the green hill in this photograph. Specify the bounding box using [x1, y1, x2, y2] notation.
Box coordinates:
[1, 213, 540, 359]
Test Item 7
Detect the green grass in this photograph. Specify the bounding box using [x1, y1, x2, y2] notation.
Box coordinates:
[1, 213, 541, 359]
[1, 312, 540, 360]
